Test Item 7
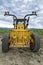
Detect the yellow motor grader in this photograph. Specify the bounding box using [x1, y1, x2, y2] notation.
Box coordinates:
[2, 11, 40, 52]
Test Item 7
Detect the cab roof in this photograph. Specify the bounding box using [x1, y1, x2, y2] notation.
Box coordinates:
[14, 18, 27, 21]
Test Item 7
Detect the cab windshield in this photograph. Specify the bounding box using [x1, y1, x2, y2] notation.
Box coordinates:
[16, 19, 27, 25]
[17, 21, 24, 24]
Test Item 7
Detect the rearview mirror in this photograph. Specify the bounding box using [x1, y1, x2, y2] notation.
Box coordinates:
[4, 11, 9, 16]
[32, 11, 37, 16]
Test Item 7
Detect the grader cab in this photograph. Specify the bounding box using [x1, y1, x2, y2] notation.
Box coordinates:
[2, 11, 40, 52]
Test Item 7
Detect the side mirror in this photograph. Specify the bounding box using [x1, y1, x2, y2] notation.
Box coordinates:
[4, 11, 9, 16]
[32, 11, 37, 16]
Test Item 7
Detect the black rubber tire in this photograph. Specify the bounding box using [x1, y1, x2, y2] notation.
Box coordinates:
[2, 33, 9, 52]
[30, 33, 40, 52]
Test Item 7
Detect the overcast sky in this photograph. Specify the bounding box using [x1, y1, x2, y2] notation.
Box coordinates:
[0, 0, 43, 29]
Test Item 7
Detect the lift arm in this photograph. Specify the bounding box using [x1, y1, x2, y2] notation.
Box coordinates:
[24, 11, 37, 28]
[4, 11, 17, 28]
[4, 11, 17, 19]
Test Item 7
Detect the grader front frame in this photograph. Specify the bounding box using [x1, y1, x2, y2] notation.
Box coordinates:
[2, 11, 40, 52]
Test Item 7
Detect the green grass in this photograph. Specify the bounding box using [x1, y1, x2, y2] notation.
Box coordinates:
[30, 29, 43, 39]
[0, 29, 9, 35]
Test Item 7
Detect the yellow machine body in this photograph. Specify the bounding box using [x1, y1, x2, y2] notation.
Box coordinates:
[9, 24, 31, 47]
[2, 12, 40, 52]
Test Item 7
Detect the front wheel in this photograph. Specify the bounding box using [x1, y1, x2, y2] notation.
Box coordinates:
[2, 34, 9, 52]
[30, 33, 40, 52]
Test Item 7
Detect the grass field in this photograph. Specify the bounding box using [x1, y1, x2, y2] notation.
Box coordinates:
[0, 29, 9, 35]
[0, 29, 43, 47]
[30, 29, 43, 39]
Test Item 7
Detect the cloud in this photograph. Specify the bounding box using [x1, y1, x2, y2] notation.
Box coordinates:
[0, 20, 14, 28]
[0, 0, 43, 29]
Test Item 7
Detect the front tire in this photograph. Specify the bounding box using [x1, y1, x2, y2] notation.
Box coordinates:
[30, 33, 40, 52]
[2, 34, 9, 52]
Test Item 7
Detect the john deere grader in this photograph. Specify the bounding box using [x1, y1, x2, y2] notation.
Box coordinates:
[2, 11, 40, 52]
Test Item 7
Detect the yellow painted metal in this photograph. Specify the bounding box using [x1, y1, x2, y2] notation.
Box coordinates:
[9, 28, 31, 47]
[30, 36, 34, 43]
[8, 23, 35, 47]
[17, 24, 24, 29]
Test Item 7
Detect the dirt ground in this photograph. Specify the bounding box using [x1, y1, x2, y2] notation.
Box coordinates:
[0, 37, 43, 65]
